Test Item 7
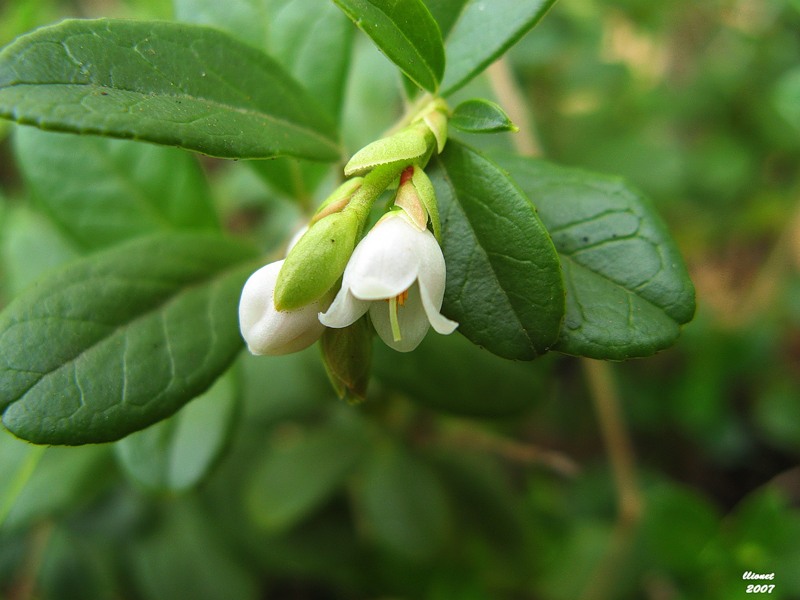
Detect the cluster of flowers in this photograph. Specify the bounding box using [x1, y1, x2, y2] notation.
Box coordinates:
[238, 99, 458, 394]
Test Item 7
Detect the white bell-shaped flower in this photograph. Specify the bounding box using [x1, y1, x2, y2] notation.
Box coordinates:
[239, 260, 327, 355]
[319, 211, 458, 352]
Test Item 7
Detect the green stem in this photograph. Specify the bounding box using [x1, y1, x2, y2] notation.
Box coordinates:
[343, 161, 410, 232]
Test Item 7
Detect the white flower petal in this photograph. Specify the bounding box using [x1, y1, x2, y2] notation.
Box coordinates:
[346, 215, 422, 300]
[415, 229, 459, 335]
[318, 286, 369, 328]
[369, 283, 430, 352]
[419, 287, 459, 334]
[239, 260, 326, 355]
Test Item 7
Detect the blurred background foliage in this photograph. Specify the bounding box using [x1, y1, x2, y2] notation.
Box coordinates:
[1, 0, 800, 599]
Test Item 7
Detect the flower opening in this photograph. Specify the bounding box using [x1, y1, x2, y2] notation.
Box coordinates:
[319, 211, 458, 352]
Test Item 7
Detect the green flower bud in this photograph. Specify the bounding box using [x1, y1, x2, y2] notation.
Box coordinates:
[274, 209, 362, 311]
[320, 317, 372, 402]
[344, 124, 429, 177]
[311, 177, 363, 225]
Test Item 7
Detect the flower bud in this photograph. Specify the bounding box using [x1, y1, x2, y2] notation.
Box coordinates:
[239, 260, 327, 355]
[344, 124, 429, 177]
[274, 209, 362, 311]
[320, 317, 372, 402]
[310, 177, 363, 224]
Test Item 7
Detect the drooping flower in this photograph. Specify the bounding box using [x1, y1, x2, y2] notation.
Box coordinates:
[319, 210, 458, 352]
[239, 260, 328, 356]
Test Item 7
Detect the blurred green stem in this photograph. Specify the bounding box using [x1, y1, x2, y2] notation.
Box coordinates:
[487, 56, 643, 600]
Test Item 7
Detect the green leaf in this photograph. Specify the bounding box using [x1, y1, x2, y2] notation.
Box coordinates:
[0, 233, 258, 444]
[174, 0, 353, 199]
[174, 0, 353, 123]
[131, 499, 259, 600]
[642, 481, 720, 574]
[438, 0, 556, 95]
[0, 19, 340, 161]
[422, 0, 470, 39]
[246, 415, 367, 532]
[36, 527, 123, 600]
[498, 155, 696, 359]
[114, 371, 238, 492]
[0, 205, 80, 297]
[357, 445, 451, 561]
[333, 0, 445, 93]
[248, 158, 328, 204]
[14, 127, 218, 250]
[428, 140, 564, 360]
[450, 98, 518, 134]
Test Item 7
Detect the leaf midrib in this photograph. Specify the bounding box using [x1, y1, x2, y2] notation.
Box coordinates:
[437, 157, 536, 350]
[0, 253, 256, 410]
[0, 81, 340, 153]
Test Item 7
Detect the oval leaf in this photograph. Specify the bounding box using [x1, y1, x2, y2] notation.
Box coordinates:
[428, 140, 564, 360]
[174, 0, 354, 200]
[357, 445, 451, 561]
[0, 19, 340, 160]
[439, 0, 556, 95]
[175, 0, 353, 121]
[0, 233, 258, 444]
[114, 371, 238, 492]
[497, 155, 696, 359]
[450, 98, 518, 134]
[246, 416, 367, 532]
[14, 127, 218, 250]
[333, 0, 444, 93]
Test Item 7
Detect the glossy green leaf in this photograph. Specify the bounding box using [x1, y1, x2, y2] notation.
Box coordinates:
[14, 127, 217, 250]
[246, 415, 367, 532]
[428, 140, 564, 360]
[174, 0, 353, 200]
[498, 155, 696, 359]
[450, 98, 518, 134]
[333, 0, 445, 93]
[0, 19, 340, 160]
[438, 0, 556, 95]
[115, 371, 238, 492]
[358, 445, 451, 561]
[0, 233, 258, 444]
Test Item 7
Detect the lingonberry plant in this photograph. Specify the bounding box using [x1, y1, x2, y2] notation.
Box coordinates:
[0, 0, 696, 596]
